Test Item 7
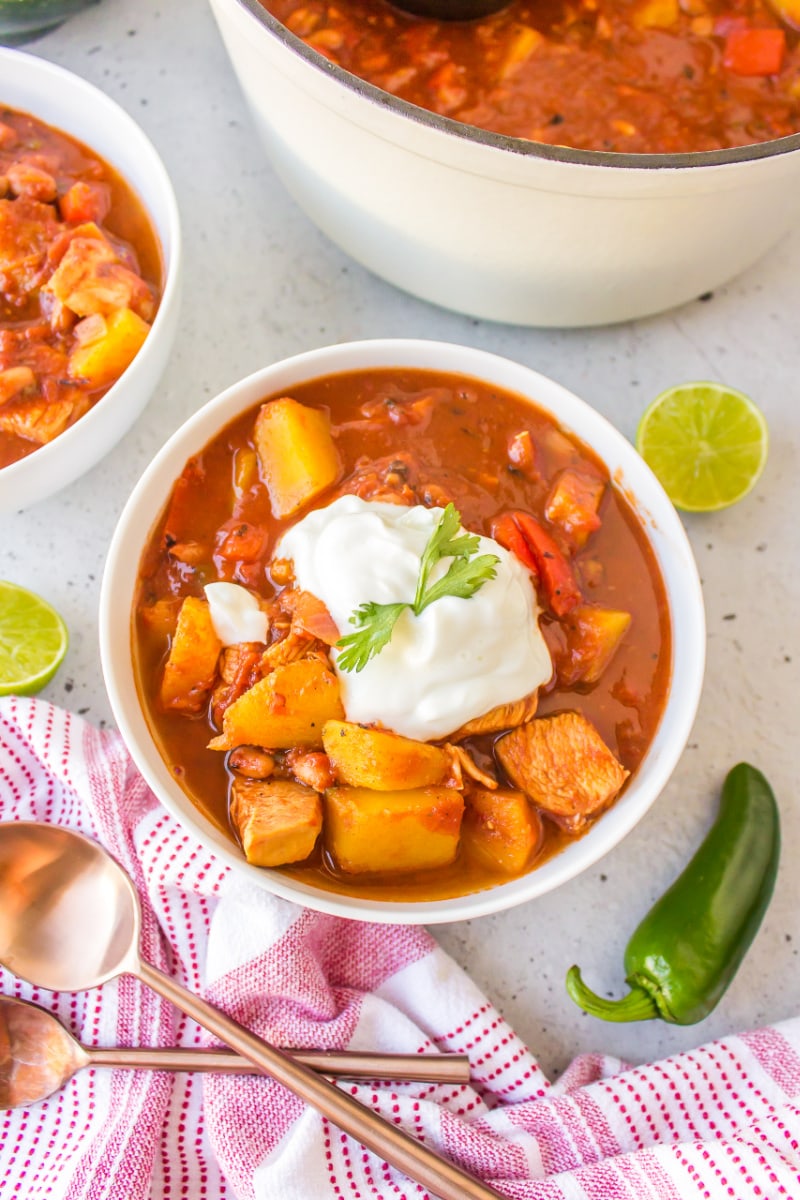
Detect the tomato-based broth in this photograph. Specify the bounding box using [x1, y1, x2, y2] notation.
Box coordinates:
[133, 369, 671, 903]
[0, 106, 163, 468]
[260, 0, 800, 153]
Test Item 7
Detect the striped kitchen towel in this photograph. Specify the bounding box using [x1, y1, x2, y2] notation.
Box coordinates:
[1, 695, 798, 1199]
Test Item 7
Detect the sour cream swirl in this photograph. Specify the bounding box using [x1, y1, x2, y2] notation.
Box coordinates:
[279, 496, 552, 741]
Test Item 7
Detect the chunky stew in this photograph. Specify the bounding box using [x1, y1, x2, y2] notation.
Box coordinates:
[0, 106, 162, 469]
[133, 369, 671, 903]
[261, 0, 800, 152]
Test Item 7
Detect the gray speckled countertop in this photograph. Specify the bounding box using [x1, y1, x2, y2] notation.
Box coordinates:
[3, 0, 799, 1088]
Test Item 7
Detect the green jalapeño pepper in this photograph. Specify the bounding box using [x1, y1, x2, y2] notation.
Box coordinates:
[566, 763, 780, 1025]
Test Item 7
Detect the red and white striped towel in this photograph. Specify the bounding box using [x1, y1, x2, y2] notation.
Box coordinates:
[1, 695, 799, 1200]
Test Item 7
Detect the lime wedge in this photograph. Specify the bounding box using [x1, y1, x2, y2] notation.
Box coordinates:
[0, 582, 69, 696]
[635, 381, 769, 512]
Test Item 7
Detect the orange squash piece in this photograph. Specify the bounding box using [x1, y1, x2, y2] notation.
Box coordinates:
[462, 788, 542, 875]
[208, 658, 344, 751]
[559, 604, 632, 685]
[68, 307, 150, 388]
[160, 596, 222, 712]
[254, 396, 342, 518]
[322, 720, 451, 790]
[325, 786, 464, 874]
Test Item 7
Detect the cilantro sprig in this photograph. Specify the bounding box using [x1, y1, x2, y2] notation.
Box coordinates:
[336, 504, 499, 673]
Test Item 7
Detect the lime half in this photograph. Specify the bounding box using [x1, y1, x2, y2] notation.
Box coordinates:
[0, 582, 69, 696]
[635, 381, 769, 513]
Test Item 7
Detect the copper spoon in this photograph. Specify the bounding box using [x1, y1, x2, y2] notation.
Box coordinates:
[0, 995, 471, 1109]
[0, 823, 504, 1200]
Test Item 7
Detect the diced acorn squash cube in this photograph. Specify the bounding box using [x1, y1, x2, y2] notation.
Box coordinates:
[254, 396, 342, 518]
[325, 786, 464, 875]
[560, 604, 632, 685]
[160, 596, 222, 712]
[322, 720, 451, 790]
[632, 0, 679, 27]
[461, 788, 542, 875]
[544, 468, 605, 548]
[68, 306, 150, 388]
[208, 658, 344, 751]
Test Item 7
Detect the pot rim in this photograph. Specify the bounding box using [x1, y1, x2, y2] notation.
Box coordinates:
[234, 0, 800, 171]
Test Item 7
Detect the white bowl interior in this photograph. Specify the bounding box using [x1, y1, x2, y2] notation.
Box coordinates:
[100, 338, 706, 923]
[0, 48, 182, 513]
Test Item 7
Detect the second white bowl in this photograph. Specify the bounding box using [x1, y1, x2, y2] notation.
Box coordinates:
[0, 48, 182, 513]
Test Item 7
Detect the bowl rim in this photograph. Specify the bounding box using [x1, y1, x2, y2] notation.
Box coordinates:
[232, 0, 800, 171]
[100, 337, 706, 924]
[0, 47, 182, 508]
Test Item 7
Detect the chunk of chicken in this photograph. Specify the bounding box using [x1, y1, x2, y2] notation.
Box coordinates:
[254, 587, 338, 673]
[450, 691, 539, 739]
[336, 452, 419, 506]
[43, 226, 155, 321]
[0, 197, 58, 296]
[0, 366, 34, 405]
[495, 711, 628, 832]
[260, 633, 330, 672]
[0, 390, 86, 445]
[443, 743, 497, 791]
[230, 776, 322, 867]
[278, 587, 340, 645]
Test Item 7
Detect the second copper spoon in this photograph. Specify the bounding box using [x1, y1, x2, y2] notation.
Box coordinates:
[0, 995, 471, 1109]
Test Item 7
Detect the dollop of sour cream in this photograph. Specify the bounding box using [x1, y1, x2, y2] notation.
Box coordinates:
[204, 581, 268, 646]
[278, 495, 552, 741]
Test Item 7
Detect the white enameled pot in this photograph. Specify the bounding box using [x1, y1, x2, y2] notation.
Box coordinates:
[209, 0, 800, 328]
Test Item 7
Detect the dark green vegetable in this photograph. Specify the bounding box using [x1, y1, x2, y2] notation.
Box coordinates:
[566, 762, 780, 1025]
[0, 1, 98, 41]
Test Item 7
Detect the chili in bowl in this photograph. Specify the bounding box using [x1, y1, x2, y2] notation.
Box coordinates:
[99, 339, 706, 924]
[0, 48, 181, 513]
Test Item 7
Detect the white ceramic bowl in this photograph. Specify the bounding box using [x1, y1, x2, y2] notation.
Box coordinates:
[100, 338, 706, 923]
[208, 0, 800, 328]
[0, 48, 182, 513]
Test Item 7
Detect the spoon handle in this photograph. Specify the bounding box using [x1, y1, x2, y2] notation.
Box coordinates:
[138, 959, 505, 1200]
[87, 1044, 471, 1084]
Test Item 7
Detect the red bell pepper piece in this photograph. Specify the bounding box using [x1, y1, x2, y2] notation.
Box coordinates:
[215, 519, 269, 564]
[723, 28, 785, 76]
[492, 510, 582, 617]
[58, 180, 112, 224]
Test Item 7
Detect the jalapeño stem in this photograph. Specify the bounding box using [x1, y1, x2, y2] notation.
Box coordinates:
[565, 965, 661, 1023]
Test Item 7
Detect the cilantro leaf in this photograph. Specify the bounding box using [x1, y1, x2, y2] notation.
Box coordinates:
[336, 504, 500, 673]
[416, 552, 499, 612]
[413, 503, 481, 610]
[335, 601, 409, 673]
